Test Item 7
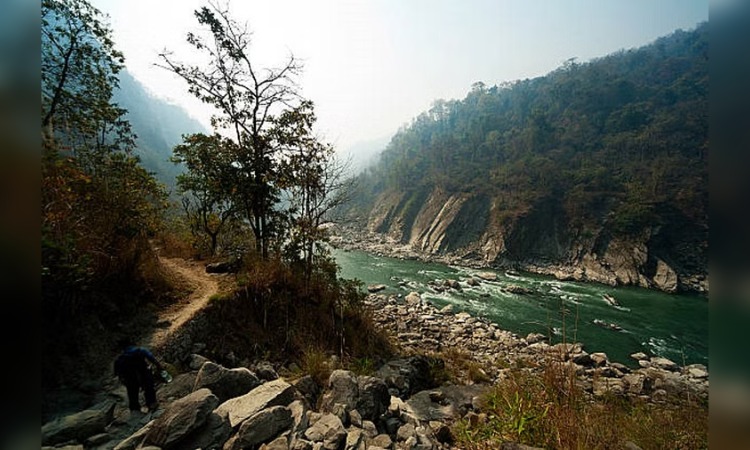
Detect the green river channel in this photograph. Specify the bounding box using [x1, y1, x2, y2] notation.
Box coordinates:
[332, 248, 708, 369]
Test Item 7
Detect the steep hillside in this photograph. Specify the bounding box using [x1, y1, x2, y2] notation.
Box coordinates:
[114, 70, 209, 192]
[340, 23, 708, 294]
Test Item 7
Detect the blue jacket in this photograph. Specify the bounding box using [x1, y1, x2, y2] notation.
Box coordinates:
[114, 346, 160, 381]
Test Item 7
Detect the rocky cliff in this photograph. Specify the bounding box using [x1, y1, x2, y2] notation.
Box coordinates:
[338, 24, 708, 294]
[356, 187, 706, 294]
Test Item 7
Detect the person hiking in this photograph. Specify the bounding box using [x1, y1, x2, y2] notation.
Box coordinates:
[114, 338, 165, 413]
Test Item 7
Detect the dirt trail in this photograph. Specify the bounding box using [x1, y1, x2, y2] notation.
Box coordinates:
[143, 257, 221, 351]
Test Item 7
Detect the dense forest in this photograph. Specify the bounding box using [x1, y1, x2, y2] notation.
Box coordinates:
[341, 22, 708, 292]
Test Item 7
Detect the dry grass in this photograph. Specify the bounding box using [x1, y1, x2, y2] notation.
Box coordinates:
[452, 360, 708, 450]
[430, 347, 491, 385]
[191, 257, 395, 377]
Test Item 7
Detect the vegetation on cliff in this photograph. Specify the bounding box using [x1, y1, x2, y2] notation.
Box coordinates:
[341, 23, 708, 286]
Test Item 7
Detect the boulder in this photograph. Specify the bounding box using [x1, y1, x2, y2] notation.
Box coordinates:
[173, 411, 232, 450]
[255, 361, 280, 381]
[205, 260, 238, 273]
[375, 355, 441, 398]
[292, 375, 321, 408]
[652, 259, 678, 293]
[42, 401, 116, 446]
[304, 413, 347, 450]
[405, 291, 422, 305]
[369, 434, 393, 449]
[193, 361, 261, 402]
[113, 422, 154, 450]
[320, 370, 359, 415]
[475, 272, 497, 281]
[356, 376, 390, 421]
[405, 385, 487, 423]
[288, 399, 309, 436]
[650, 356, 678, 371]
[224, 406, 292, 450]
[216, 379, 296, 428]
[345, 428, 366, 450]
[141, 388, 220, 449]
[368, 284, 387, 293]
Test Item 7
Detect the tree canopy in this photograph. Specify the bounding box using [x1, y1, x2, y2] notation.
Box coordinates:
[347, 23, 707, 244]
[161, 1, 349, 273]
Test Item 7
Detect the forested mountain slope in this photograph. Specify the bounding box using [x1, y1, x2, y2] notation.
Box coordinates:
[114, 69, 208, 192]
[341, 23, 708, 293]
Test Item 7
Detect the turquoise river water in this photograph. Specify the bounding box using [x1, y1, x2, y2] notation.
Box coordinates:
[332, 248, 708, 369]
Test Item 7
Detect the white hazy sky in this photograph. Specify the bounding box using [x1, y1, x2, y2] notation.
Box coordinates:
[89, 0, 708, 156]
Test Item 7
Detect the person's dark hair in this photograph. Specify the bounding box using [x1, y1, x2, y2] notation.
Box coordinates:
[116, 336, 135, 350]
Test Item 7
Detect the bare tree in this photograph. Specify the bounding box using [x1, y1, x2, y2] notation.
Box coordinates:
[157, 0, 301, 258]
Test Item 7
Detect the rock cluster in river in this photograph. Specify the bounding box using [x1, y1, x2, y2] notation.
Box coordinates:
[365, 291, 708, 404]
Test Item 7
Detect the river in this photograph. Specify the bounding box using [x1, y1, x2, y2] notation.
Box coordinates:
[332, 248, 708, 369]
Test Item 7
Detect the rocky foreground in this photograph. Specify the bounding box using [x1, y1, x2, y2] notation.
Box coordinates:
[42, 288, 707, 450]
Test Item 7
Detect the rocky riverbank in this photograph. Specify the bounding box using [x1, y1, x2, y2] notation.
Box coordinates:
[42, 286, 707, 450]
[365, 291, 708, 400]
[328, 226, 709, 295]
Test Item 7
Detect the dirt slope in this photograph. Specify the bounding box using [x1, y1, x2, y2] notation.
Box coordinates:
[143, 256, 221, 352]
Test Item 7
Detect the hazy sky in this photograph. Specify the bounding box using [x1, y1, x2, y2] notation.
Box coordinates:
[89, 0, 708, 157]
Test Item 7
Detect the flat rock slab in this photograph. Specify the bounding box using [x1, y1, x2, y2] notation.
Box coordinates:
[215, 379, 295, 428]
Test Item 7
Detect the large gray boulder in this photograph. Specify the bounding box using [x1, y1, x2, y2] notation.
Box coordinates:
[356, 376, 390, 421]
[375, 355, 441, 398]
[42, 401, 115, 446]
[224, 406, 293, 450]
[320, 370, 359, 414]
[292, 375, 321, 408]
[405, 385, 487, 423]
[113, 422, 155, 450]
[140, 388, 220, 449]
[193, 361, 261, 402]
[174, 411, 232, 450]
[216, 378, 296, 427]
[304, 413, 347, 450]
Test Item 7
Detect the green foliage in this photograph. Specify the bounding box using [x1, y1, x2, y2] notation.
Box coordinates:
[349, 356, 375, 376]
[345, 23, 708, 247]
[171, 133, 238, 256]
[300, 345, 333, 387]
[41, 0, 171, 411]
[42, 0, 168, 290]
[42, 0, 133, 160]
[159, 2, 302, 259]
[162, 4, 351, 275]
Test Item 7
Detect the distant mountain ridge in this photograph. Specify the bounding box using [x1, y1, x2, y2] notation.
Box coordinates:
[113, 69, 209, 192]
[339, 23, 708, 294]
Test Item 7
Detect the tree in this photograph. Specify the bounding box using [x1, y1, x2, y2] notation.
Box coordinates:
[42, 0, 133, 166]
[171, 133, 238, 256]
[158, 0, 301, 258]
[42, 0, 167, 288]
[276, 102, 355, 277]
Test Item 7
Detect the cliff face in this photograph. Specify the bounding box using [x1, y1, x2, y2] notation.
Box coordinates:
[364, 188, 706, 294]
[341, 24, 708, 294]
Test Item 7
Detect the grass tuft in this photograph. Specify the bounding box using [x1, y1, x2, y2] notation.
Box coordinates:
[452, 359, 708, 449]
